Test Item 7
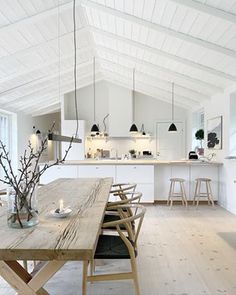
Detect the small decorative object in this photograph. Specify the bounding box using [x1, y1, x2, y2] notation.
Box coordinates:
[207, 116, 222, 149]
[102, 114, 109, 137]
[129, 149, 136, 158]
[50, 199, 72, 218]
[140, 124, 146, 136]
[195, 129, 204, 155]
[0, 124, 73, 229]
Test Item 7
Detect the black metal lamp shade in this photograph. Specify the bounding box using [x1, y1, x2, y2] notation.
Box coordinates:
[91, 123, 100, 133]
[129, 123, 138, 133]
[168, 123, 177, 132]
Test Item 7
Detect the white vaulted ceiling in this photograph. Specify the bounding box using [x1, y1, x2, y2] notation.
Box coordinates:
[1, 0, 236, 115]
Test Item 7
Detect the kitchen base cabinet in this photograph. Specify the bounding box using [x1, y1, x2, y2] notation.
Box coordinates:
[39, 165, 78, 185]
[116, 165, 154, 203]
[78, 165, 116, 179]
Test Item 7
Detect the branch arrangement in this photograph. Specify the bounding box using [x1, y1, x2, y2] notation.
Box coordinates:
[0, 123, 73, 228]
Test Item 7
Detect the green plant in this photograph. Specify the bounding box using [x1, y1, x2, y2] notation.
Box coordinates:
[129, 149, 136, 155]
[195, 129, 204, 148]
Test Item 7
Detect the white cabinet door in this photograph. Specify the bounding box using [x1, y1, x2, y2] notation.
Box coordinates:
[155, 164, 171, 200]
[116, 165, 154, 203]
[78, 165, 116, 180]
[136, 184, 154, 203]
[40, 165, 78, 184]
[116, 165, 154, 183]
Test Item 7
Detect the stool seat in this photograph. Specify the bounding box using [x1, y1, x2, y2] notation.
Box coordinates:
[167, 178, 187, 208]
[195, 178, 211, 182]
[170, 178, 185, 182]
[193, 178, 214, 207]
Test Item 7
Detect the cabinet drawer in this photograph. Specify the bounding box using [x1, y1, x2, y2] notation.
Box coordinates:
[40, 165, 78, 184]
[78, 165, 116, 179]
[116, 165, 154, 183]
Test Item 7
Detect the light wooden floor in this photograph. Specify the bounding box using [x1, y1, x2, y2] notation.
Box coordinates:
[1, 205, 236, 295]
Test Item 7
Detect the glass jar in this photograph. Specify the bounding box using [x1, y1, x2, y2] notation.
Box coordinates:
[7, 184, 39, 229]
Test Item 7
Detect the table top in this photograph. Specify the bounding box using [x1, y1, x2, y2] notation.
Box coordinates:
[0, 178, 112, 261]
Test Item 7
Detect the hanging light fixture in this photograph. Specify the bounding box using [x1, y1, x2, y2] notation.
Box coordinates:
[129, 68, 138, 133]
[168, 82, 177, 133]
[48, 0, 81, 143]
[91, 57, 100, 135]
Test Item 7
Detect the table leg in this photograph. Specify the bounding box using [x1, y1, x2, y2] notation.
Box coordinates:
[0, 260, 66, 295]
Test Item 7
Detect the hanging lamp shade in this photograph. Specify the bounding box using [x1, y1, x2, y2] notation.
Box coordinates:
[168, 123, 177, 132]
[168, 82, 177, 133]
[129, 68, 138, 133]
[130, 123, 138, 133]
[91, 123, 99, 133]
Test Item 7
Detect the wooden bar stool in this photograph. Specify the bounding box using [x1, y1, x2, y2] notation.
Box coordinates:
[193, 178, 215, 207]
[167, 178, 188, 208]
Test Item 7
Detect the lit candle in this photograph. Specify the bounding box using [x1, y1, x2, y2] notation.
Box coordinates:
[59, 199, 64, 212]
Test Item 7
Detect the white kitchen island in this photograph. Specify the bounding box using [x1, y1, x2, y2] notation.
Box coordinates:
[39, 160, 222, 203]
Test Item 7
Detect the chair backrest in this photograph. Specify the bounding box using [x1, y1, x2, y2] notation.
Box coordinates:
[110, 183, 137, 196]
[103, 204, 146, 251]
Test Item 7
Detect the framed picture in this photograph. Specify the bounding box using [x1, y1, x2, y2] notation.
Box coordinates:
[207, 116, 223, 149]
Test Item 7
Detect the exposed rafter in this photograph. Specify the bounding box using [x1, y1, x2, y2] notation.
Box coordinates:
[81, 0, 236, 60]
[93, 38, 223, 95]
[103, 70, 198, 109]
[99, 56, 209, 102]
[169, 0, 236, 24]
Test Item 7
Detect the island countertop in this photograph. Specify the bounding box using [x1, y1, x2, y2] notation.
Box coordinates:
[55, 159, 223, 166]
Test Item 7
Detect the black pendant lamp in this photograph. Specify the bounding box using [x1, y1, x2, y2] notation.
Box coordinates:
[129, 68, 138, 133]
[168, 82, 177, 133]
[91, 57, 100, 135]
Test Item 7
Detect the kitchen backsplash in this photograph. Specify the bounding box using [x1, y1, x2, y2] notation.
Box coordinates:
[85, 137, 157, 159]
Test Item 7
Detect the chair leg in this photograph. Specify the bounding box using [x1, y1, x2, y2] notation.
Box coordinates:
[23, 260, 28, 271]
[196, 181, 201, 208]
[130, 256, 140, 295]
[82, 260, 88, 295]
[181, 183, 188, 207]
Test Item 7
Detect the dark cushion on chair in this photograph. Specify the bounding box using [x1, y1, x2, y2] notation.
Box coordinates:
[103, 214, 135, 230]
[95, 235, 137, 259]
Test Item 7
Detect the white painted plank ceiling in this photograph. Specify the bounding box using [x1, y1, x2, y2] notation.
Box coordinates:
[0, 0, 236, 115]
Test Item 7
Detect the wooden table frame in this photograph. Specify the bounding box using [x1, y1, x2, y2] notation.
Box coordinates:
[0, 178, 112, 295]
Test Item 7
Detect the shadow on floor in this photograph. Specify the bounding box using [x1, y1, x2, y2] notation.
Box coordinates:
[218, 232, 236, 249]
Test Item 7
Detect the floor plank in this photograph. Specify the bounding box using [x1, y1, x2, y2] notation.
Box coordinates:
[1, 205, 236, 295]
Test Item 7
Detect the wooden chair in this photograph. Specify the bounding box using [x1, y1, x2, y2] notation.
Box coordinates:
[109, 183, 137, 200]
[82, 204, 146, 295]
[193, 178, 215, 207]
[167, 178, 188, 208]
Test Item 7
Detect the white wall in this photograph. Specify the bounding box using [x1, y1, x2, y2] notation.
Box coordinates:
[203, 85, 236, 214]
[65, 81, 189, 158]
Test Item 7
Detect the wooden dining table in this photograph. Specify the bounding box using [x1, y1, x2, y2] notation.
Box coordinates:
[0, 177, 112, 295]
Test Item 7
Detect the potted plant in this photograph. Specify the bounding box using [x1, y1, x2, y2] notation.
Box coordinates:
[0, 124, 73, 229]
[129, 149, 136, 159]
[195, 129, 204, 155]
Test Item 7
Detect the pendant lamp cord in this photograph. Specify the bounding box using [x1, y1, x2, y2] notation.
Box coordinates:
[93, 56, 96, 122]
[172, 82, 174, 121]
[58, 0, 61, 117]
[73, 0, 79, 138]
[133, 68, 135, 122]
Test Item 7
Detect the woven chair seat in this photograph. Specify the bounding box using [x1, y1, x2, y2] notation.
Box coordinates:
[95, 235, 137, 260]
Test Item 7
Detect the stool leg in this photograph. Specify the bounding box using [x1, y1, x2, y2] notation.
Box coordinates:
[170, 181, 175, 208]
[167, 181, 173, 206]
[206, 181, 210, 205]
[181, 182, 188, 207]
[193, 181, 198, 206]
[196, 181, 201, 208]
[207, 181, 215, 207]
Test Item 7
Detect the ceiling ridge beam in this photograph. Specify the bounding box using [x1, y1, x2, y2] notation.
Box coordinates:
[91, 29, 223, 94]
[99, 56, 208, 102]
[81, 0, 236, 59]
[169, 0, 236, 24]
